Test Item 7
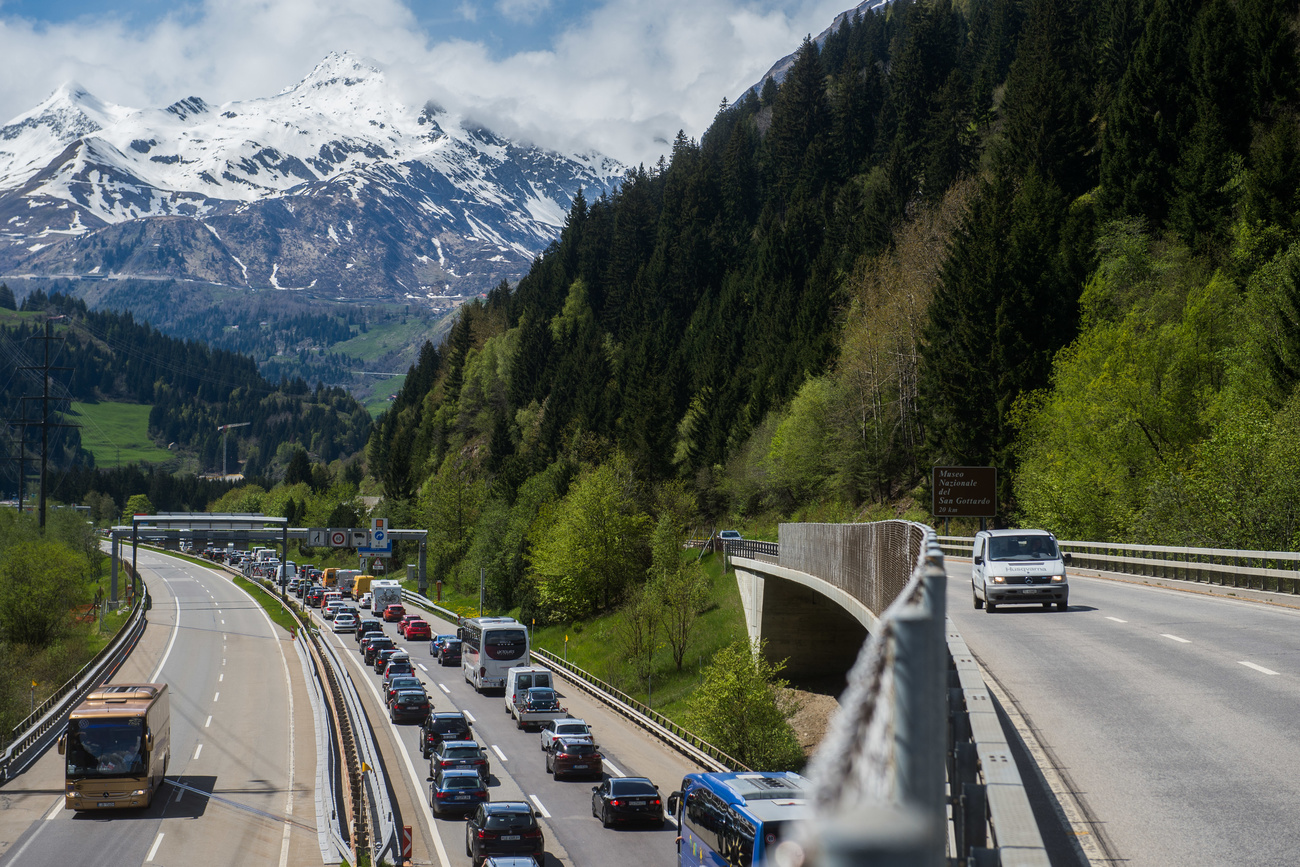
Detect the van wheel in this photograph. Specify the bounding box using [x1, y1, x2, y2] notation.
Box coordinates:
[985, 601, 997, 613]
[1041, 602, 1051, 610]
[1057, 601, 1068, 611]
[973, 591, 983, 610]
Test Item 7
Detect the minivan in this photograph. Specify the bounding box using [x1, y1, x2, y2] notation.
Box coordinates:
[971, 528, 1070, 613]
[504, 666, 553, 716]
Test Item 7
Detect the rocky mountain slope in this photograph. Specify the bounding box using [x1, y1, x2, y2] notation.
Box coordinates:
[0, 52, 624, 303]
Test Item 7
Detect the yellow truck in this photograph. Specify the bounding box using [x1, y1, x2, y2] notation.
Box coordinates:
[352, 574, 373, 600]
[321, 567, 339, 588]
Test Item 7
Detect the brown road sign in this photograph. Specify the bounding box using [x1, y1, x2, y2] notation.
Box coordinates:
[932, 466, 997, 517]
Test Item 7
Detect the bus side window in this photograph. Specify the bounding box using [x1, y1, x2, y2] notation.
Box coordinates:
[684, 790, 722, 854]
[717, 808, 755, 867]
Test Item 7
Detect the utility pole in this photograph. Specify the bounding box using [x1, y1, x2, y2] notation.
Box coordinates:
[12, 316, 73, 528]
[216, 422, 251, 478]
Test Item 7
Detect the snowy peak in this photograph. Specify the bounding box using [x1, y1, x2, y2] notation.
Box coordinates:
[0, 52, 626, 305]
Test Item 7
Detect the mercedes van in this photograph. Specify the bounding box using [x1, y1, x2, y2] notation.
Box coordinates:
[971, 528, 1070, 612]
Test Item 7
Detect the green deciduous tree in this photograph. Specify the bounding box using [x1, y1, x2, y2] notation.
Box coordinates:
[684, 639, 804, 771]
[0, 540, 90, 646]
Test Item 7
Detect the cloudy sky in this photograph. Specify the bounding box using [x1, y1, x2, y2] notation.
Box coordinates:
[0, 0, 857, 166]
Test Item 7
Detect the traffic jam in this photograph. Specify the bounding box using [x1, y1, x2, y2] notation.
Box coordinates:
[288, 571, 676, 866]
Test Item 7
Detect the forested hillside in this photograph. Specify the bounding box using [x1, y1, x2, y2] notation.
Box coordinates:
[364, 0, 1300, 620]
[1, 291, 372, 501]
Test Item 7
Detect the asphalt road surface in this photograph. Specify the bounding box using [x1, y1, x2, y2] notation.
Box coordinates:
[307, 596, 704, 867]
[948, 563, 1300, 867]
[0, 551, 318, 867]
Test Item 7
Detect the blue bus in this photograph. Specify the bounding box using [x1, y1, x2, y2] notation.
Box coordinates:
[668, 772, 811, 867]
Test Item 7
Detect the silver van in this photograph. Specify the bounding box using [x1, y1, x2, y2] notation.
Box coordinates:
[971, 529, 1070, 612]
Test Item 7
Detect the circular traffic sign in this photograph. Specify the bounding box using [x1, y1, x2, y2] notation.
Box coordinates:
[372, 529, 387, 545]
[329, 530, 347, 546]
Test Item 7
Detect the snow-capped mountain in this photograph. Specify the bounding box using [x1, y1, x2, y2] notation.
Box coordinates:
[0, 52, 624, 301]
[748, 0, 894, 95]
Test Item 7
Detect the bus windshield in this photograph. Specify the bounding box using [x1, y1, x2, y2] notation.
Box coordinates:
[65, 718, 146, 779]
[484, 629, 527, 660]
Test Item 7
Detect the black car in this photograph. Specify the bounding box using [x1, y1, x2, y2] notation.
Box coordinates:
[422, 711, 474, 759]
[465, 802, 544, 866]
[437, 638, 462, 666]
[390, 690, 432, 724]
[591, 776, 664, 828]
[546, 737, 602, 780]
[430, 739, 490, 783]
[429, 768, 488, 817]
[355, 619, 384, 643]
[363, 636, 396, 665]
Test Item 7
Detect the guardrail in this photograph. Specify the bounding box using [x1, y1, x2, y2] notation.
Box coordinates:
[938, 535, 1300, 593]
[0, 588, 145, 783]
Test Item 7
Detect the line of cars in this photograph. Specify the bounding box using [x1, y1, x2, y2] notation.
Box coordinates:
[328, 602, 666, 866]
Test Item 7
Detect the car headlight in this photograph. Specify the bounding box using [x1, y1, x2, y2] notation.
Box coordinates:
[131, 788, 147, 796]
[991, 576, 1005, 583]
[1050, 575, 1065, 582]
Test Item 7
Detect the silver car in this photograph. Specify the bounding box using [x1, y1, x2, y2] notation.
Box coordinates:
[539, 718, 592, 752]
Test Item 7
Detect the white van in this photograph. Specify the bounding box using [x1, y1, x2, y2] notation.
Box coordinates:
[504, 666, 553, 716]
[971, 529, 1070, 613]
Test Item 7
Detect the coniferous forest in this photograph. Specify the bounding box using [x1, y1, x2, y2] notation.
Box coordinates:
[364, 0, 1300, 621]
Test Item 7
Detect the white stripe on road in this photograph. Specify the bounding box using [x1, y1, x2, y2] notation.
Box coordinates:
[1160, 634, 1191, 643]
[1239, 661, 1280, 675]
[491, 744, 508, 762]
[205, 715, 212, 728]
[418, 663, 429, 672]
[438, 683, 451, 695]
[1105, 616, 1127, 623]
[193, 744, 203, 760]
[463, 709, 476, 723]
[44, 800, 61, 820]
[529, 794, 551, 818]
[214, 692, 220, 702]
[603, 759, 626, 778]
[146, 833, 165, 862]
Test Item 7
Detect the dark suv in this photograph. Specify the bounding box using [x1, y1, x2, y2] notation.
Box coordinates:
[421, 712, 473, 759]
[545, 737, 602, 780]
[430, 739, 490, 783]
[465, 802, 544, 866]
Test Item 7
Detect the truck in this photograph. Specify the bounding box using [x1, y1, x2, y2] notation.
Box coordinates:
[337, 569, 363, 598]
[370, 578, 403, 616]
[58, 683, 171, 810]
[352, 574, 374, 600]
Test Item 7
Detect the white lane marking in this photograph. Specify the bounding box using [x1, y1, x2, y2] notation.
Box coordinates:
[529, 794, 551, 818]
[146, 832, 165, 861]
[1105, 616, 1127, 623]
[218, 610, 223, 615]
[219, 673, 224, 682]
[221, 619, 225, 624]
[463, 709, 476, 723]
[665, 813, 678, 827]
[491, 744, 508, 762]
[1160, 634, 1191, 643]
[1239, 661, 1280, 675]
[438, 683, 451, 695]
[205, 715, 212, 728]
[193, 744, 203, 760]
[149, 584, 182, 682]
[222, 658, 226, 665]
[418, 663, 429, 672]
[44, 800, 62, 820]
[603, 759, 626, 778]
[214, 692, 220, 702]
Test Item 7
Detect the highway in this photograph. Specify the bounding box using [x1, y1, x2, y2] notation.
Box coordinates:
[948, 563, 1300, 867]
[306, 596, 702, 867]
[0, 551, 319, 867]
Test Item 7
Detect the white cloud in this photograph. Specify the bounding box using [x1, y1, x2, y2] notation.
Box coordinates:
[495, 0, 551, 24]
[0, 0, 854, 167]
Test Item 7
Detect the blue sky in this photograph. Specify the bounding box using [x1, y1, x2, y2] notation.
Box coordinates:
[0, 0, 856, 165]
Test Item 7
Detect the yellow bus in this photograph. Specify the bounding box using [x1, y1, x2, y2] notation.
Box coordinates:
[58, 683, 171, 810]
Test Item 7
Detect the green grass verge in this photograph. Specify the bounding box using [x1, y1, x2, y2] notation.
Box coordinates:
[232, 576, 303, 636]
[400, 551, 748, 728]
[65, 401, 174, 467]
[362, 374, 406, 417]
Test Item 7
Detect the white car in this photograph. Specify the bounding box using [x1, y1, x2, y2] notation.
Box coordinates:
[333, 613, 358, 633]
[358, 592, 373, 610]
[323, 601, 345, 621]
[539, 718, 592, 752]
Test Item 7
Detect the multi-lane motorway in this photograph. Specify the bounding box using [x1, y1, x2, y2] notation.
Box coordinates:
[0, 551, 704, 867]
[948, 564, 1300, 867]
[305, 596, 699, 867]
[0, 549, 320, 867]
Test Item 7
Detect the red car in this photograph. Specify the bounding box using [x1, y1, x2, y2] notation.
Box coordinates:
[396, 614, 420, 636]
[404, 619, 432, 640]
[383, 603, 406, 622]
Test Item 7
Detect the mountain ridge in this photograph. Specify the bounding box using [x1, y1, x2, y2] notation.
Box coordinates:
[0, 52, 624, 303]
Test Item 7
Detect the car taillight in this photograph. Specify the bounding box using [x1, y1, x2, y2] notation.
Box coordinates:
[476, 829, 496, 840]
[521, 828, 542, 839]
[610, 799, 621, 807]
[434, 791, 448, 799]
[652, 799, 661, 806]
